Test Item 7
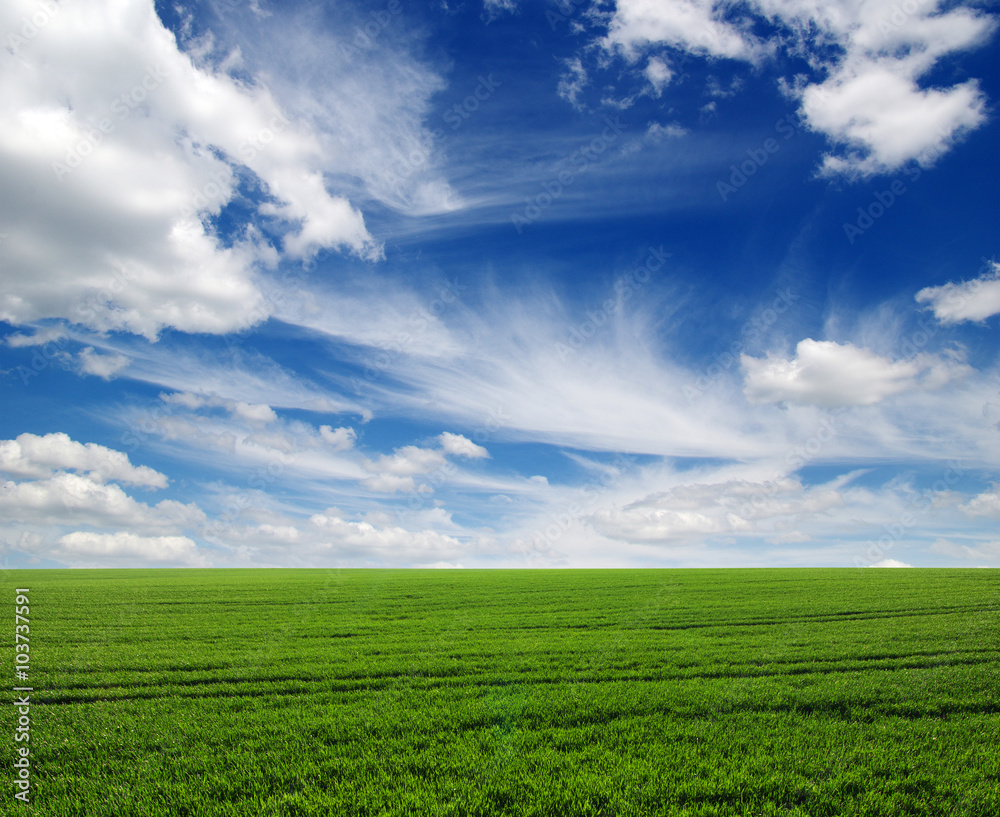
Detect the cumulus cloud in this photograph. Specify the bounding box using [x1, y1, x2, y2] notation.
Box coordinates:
[643, 56, 673, 96]
[802, 63, 986, 177]
[367, 445, 447, 477]
[915, 261, 1000, 324]
[319, 425, 357, 450]
[870, 558, 911, 567]
[439, 432, 489, 459]
[359, 434, 490, 495]
[0, 472, 203, 531]
[0, 432, 166, 487]
[0, 433, 206, 567]
[962, 486, 1000, 518]
[229, 401, 278, 425]
[603, 0, 761, 62]
[741, 340, 967, 407]
[0, 0, 382, 340]
[599, 0, 996, 176]
[48, 531, 209, 567]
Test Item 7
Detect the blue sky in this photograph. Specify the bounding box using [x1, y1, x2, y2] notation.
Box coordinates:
[1, 0, 998, 569]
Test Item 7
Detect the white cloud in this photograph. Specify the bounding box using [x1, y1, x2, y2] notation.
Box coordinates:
[332, 284, 999, 470]
[646, 122, 687, 141]
[600, 0, 996, 176]
[78, 346, 130, 379]
[244, 430, 296, 454]
[159, 392, 277, 425]
[229, 401, 278, 425]
[915, 261, 1000, 324]
[5, 325, 67, 347]
[299, 511, 469, 565]
[803, 63, 987, 177]
[0, 436, 207, 568]
[929, 537, 1000, 564]
[439, 432, 489, 459]
[367, 445, 447, 477]
[319, 425, 357, 450]
[0, 472, 203, 531]
[644, 56, 673, 95]
[765, 530, 812, 544]
[0, 432, 166, 487]
[360, 474, 417, 494]
[49, 531, 209, 567]
[742, 339, 967, 407]
[147, 416, 239, 454]
[557, 57, 589, 110]
[603, 0, 761, 62]
[870, 558, 911, 567]
[159, 391, 211, 410]
[963, 486, 1000, 518]
[361, 441, 448, 493]
[482, 0, 520, 18]
[588, 475, 843, 543]
[0, 0, 384, 340]
[205, 0, 457, 217]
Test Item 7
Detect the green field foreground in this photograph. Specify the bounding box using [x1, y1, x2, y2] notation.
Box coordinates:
[3, 568, 999, 816]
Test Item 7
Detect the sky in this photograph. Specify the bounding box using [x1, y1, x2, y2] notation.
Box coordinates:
[1, 0, 998, 570]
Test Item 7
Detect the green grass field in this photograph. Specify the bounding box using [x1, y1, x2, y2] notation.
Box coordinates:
[3, 569, 999, 816]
